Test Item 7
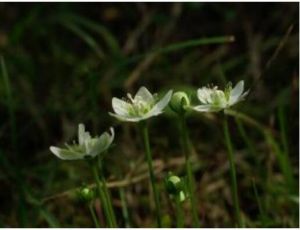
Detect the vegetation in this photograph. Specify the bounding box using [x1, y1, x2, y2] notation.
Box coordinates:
[0, 2, 298, 227]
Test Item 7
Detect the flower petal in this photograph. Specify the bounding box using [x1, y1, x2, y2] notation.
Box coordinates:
[78, 123, 91, 145]
[50, 146, 84, 160]
[197, 87, 213, 104]
[192, 105, 222, 112]
[134, 86, 154, 103]
[109, 112, 145, 122]
[146, 90, 173, 116]
[231, 89, 250, 106]
[229, 80, 244, 105]
[78, 124, 85, 145]
[112, 97, 132, 116]
[89, 127, 115, 157]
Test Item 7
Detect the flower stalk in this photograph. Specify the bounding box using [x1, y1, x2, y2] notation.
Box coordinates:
[91, 160, 116, 227]
[175, 194, 184, 228]
[179, 114, 200, 227]
[98, 160, 117, 227]
[88, 203, 101, 228]
[223, 115, 242, 227]
[139, 121, 162, 227]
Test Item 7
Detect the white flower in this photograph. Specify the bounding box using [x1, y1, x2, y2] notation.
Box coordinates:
[50, 124, 114, 160]
[109, 86, 173, 122]
[193, 80, 249, 112]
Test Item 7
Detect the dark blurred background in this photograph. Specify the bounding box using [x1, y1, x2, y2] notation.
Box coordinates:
[0, 2, 298, 227]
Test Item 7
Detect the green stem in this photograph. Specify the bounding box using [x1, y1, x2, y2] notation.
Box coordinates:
[91, 162, 113, 227]
[119, 188, 131, 227]
[139, 121, 162, 227]
[251, 179, 267, 227]
[88, 203, 101, 228]
[98, 165, 117, 227]
[223, 115, 242, 227]
[179, 115, 200, 227]
[277, 106, 294, 190]
[175, 195, 184, 228]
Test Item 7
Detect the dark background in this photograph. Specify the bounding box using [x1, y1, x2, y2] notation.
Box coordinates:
[0, 2, 298, 227]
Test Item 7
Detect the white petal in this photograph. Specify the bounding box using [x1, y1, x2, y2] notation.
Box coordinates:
[50, 146, 84, 160]
[134, 86, 154, 103]
[78, 123, 90, 145]
[192, 105, 222, 112]
[78, 124, 85, 145]
[229, 81, 244, 105]
[231, 89, 249, 106]
[89, 127, 115, 157]
[108, 112, 144, 122]
[197, 88, 211, 104]
[147, 90, 173, 116]
[241, 90, 249, 98]
[112, 97, 131, 116]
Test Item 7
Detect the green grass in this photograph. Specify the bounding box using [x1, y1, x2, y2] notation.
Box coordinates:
[0, 3, 298, 227]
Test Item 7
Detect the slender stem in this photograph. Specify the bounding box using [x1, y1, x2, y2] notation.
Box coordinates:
[91, 162, 113, 227]
[98, 165, 117, 227]
[223, 115, 242, 227]
[179, 115, 200, 227]
[277, 106, 294, 190]
[119, 188, 131, 228]
[88, 203, 101, 228]
[139, 121, 162, 227]
[251, 179, 267, 227]
[175, 195, 184, 228]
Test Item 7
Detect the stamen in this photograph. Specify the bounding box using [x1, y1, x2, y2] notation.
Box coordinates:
[127, 93, 134, 103]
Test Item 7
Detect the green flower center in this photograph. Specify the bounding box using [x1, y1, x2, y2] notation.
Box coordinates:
[210, 89, 227, 107]
[127, 95, 154, 116]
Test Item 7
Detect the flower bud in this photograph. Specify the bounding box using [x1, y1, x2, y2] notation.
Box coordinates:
[165, 173, 184, 195]
[178, 190, 186, 202]
[170, 91, 190, 114]
[165, 173, 187, 203]
[76, 186, 95, 203]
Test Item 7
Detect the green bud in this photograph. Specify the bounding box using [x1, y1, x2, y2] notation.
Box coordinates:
[76, 186, 95, 203]
[169, 91, 190, 114]
[165, 173, 184, 195]
[178, 191, 186, 202]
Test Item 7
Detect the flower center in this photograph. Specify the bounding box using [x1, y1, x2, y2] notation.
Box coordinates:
[126, 94, 153, 116]
[199, 85, 228, 107]
[211, 90, 227, 106]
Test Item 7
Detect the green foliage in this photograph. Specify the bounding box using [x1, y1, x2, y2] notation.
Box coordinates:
[0, 2, 298, 227]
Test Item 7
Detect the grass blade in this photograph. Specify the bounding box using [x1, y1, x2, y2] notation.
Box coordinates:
[122, 35, 235, 65]
[1, 56, 17, 152]
[152, 35, 235, 55]
[59, 20, 105, 59]
[251, 178, 267, 227]
[264, 130, 294, 192]
[62, 13, 121, 56]
[235, 117, 259, 168]
[39, 207, 60, 228]
[119, 188, 131, 227]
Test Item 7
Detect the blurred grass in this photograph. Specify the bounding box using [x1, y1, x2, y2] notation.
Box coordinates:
[0, 2, 298, 227]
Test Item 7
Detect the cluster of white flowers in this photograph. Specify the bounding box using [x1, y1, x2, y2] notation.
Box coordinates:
[50, 81, 248, 160]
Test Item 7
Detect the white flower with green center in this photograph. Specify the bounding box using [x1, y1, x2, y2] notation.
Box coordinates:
[109, 86, 173, 122]
[50, 124, 114, 160]
[193, 80, 249, 112]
